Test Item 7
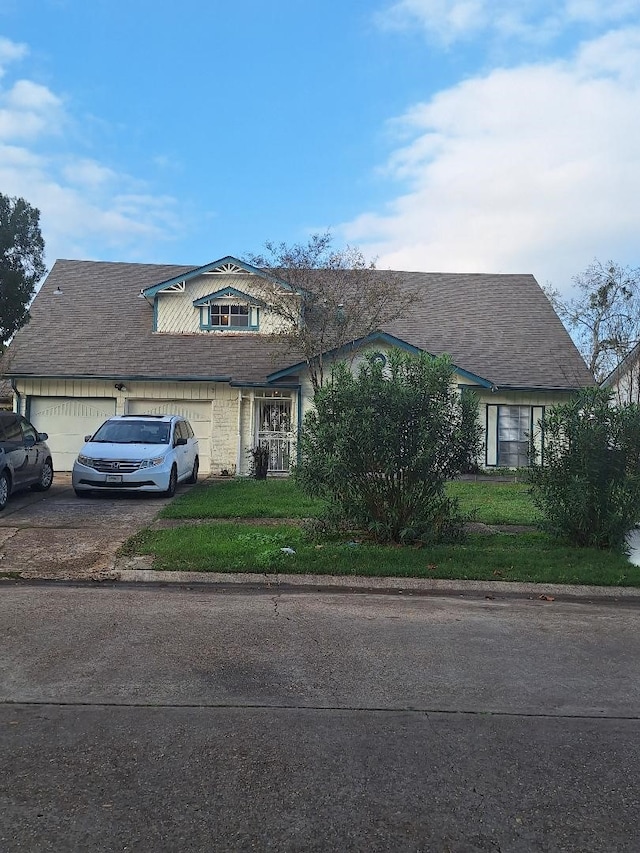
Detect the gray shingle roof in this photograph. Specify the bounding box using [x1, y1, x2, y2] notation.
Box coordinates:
[3, 259, 594, 390]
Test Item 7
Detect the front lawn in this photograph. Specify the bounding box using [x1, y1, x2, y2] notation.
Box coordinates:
[163, 477, 538, 526]
[122, 524, 637, 586]
[119, 477, 639, 586]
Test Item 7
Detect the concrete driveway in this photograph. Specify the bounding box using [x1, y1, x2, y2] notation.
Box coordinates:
[0, 473, 174, 580]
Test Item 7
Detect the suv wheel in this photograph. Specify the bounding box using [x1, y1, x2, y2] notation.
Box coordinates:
[0, 471, 10, 511]
[31, 458, 54, 491]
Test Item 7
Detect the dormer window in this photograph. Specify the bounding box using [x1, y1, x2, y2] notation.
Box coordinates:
[209, 303, 250, 328]
[193, 287, 262, 332]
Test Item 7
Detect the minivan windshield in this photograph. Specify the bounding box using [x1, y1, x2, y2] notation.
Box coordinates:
[91, 420, 170, 445]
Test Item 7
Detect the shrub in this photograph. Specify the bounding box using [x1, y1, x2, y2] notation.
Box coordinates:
[528, 388, 640, 550]
[294, 350, 481, 544]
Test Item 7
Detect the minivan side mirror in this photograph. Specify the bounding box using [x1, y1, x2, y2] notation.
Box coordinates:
[37, 432, 48, 441]
[175, 437, 187, 446]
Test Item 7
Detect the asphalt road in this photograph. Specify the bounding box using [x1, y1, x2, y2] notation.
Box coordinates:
[1, 584, 639, 852]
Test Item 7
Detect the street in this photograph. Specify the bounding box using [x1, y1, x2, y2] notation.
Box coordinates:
[1, 584, 639, 852]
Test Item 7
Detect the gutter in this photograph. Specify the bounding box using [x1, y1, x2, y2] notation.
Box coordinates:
[10, 379, 21, 415]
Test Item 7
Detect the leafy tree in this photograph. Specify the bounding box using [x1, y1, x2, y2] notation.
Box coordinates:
[528, 388, 640, 550]
[248, 232, 411, 393]
[294, 350, 482, 545]
[0, 193, 46, 349]
[546, 259, 640, 382]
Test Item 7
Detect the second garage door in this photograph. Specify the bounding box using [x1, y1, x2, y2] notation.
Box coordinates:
[127, 400, 212, 474]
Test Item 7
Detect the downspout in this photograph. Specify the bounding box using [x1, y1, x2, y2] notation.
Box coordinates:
[11, 380, 22, 416]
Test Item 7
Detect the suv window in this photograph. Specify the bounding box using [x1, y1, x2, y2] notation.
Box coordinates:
[20, 418, 37, 443]
[0, 415, 22, 443]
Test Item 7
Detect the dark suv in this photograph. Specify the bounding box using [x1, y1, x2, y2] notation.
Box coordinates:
[0, 412, 54, 510]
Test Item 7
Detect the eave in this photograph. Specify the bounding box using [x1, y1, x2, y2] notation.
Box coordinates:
[266, 330, 495, 389]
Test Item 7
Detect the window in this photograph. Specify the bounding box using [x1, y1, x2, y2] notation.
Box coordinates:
[209, 303, 249, 328]
[1, 415, 22, 443]
[20, 418, 38, 444]
[486, 404, 544, 468]
[497, 406, 530, 467]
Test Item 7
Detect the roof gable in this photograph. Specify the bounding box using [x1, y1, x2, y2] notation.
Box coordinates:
[193, 286, 265, 308]
[266, 331, 494, 388]
[141, 255, 295, 299]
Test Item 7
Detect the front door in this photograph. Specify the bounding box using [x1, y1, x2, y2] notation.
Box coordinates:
[256, 399, 293, 474]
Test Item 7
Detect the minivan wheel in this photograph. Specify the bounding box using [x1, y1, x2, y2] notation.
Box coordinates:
[186, 457, 199, 485]
[0, 471, 10, 511]
[164, 465, 178, 497]
[31, 458, 54, 491]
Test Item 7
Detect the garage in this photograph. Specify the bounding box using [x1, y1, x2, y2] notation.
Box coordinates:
[126, 400, 212, 474]
[28, 397, 117, 472]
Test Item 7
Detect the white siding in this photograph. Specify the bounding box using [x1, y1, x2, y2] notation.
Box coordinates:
[154, 272, 298, 335]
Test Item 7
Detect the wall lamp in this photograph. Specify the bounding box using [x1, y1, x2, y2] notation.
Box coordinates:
[114, 383, 127, 391]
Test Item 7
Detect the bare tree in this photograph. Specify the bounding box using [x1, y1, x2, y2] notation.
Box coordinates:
[546, 259, 640, 383]
[248, 232, 411, 393]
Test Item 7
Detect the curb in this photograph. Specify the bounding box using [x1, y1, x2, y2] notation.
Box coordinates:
[113, 565, 640, 601]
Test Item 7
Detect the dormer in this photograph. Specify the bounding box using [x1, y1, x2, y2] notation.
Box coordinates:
[193, 286, 263, 331]
[140, 255, 300, 335]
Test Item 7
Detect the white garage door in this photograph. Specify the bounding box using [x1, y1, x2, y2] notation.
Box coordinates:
[127, 400, 212, 474]
[28, 397, 117, 472]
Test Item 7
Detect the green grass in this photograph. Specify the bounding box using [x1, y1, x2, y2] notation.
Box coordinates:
[127, 477, 636, 586]
[122, 523, 638, 586]
[162, 478, 326, 519]
[164, 477, 538, 526]
[446, 480, 539, 526]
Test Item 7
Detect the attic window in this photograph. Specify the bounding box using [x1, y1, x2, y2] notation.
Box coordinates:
[200, 302, 260, 331]
[210, 304, 248, 327]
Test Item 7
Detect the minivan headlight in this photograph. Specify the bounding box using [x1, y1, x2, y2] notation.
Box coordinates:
[139, 455, 166, 469]
[77, 454, 96, 468]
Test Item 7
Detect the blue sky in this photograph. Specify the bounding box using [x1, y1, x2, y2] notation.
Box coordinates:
[1, 0, 639, 293]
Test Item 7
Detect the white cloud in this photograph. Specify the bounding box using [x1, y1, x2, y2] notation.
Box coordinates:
[343, 27, 640, 291]
[379, 0, 638, 44]
[0, 36, 27, 78]
[0, 37, 183, 266]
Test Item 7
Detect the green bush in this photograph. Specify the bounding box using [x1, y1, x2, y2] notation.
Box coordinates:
[528, 388, 640, 550]
[294, 350, 482, 544]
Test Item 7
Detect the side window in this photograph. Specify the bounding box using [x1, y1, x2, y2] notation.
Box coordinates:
[184, 421, 194, 439]
[174, 421, 186, 444]
[2, 416, 22, 443]
[20, 418, 38, 444]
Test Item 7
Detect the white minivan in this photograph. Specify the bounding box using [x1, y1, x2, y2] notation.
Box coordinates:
[72, 414, 199, 497]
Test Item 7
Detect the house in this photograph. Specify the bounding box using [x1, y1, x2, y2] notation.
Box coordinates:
[601, 342, 640, 404]
[2, 255, 594, 474]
